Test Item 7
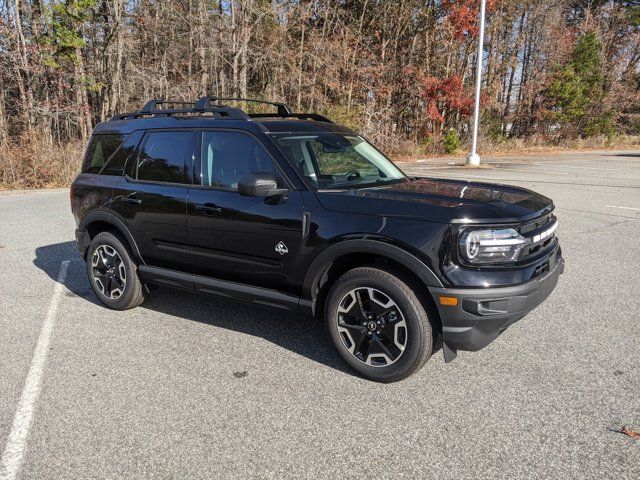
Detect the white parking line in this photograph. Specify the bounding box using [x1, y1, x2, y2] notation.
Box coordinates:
[421, 173, 528, 182]
[0, 260, 69, 480]
[579, 161, 639, 167]
[530, 163, 617, 171]
[422, 166, 461, 171]
[605, 205, 640, 211]
[580, 158, 640, 167]
[497, 167, 569, 175]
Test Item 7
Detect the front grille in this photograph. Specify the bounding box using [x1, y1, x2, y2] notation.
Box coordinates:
[519, 213, 557, 260]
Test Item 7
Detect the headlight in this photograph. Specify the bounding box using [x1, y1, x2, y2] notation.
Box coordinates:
[459, 228, 527, 264]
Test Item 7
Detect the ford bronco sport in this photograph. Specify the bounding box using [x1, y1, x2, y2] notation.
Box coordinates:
[71, 97, 564, 382]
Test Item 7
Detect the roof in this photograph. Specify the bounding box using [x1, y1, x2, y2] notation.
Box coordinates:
[254, 118, 355, 134]
[92, 96, 354, 136]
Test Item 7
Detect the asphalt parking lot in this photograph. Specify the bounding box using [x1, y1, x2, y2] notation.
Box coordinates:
[1, 150, 639, 479]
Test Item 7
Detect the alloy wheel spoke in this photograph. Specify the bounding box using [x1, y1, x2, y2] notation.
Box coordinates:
[370, 334, 398, 359]
[378, 323, 396, 343]
[376, 307, 396, 320]
[336, 286, 407, 367]
[346, 301, 366, 321]
[358, 334, 372, 360]
[99, 249, 109, 268]
[111, 276, 124, 292]
[339, 291, 365, 321]
[368, 300, 389, 318]
[95, 278, 106, 295]
[355, 290, 371, 320]
[338, 321, 364, 332]
[351, 329, 368, 357]
[92, 245, 127, 300]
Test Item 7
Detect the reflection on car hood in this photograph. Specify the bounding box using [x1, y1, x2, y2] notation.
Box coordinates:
[315, 177, 554, 224]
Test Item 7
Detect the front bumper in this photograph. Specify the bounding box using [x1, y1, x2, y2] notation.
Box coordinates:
[428, 257, 565, 361]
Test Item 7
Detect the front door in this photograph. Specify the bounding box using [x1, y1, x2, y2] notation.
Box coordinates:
[187, 130, 304, 294]
[111, 129, 194, 272]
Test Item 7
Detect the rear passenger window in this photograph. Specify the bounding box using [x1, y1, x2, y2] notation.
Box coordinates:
[83, 134, 124, 173]
[201, 131, 278, 189]
[136, 131, 192, 183]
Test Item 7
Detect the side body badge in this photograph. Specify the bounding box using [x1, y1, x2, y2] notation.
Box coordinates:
[275, 241, 289, 256]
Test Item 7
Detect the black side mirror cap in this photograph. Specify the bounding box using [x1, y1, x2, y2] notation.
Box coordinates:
[238, 173, 288, 197]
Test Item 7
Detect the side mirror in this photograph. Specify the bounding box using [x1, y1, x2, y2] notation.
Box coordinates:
[238, 173, 288, 197]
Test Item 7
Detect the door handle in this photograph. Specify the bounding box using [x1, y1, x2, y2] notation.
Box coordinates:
[195, 204, 223, 215]
[118, 194, 142, 206]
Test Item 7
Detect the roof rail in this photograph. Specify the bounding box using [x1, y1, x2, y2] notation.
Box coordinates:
[249, 112, 333, 123]
[109, 97, 332, 123]
[139, 99, 195, 114]
[110, 98, 250, 121]
[195, 96, 293, 116]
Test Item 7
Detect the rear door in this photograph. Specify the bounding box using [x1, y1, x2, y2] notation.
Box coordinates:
[111, 129, 194, 272]
[187, 129, 304, 294]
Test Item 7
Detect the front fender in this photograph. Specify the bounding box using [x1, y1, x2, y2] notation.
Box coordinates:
[302, 238, 444, 300]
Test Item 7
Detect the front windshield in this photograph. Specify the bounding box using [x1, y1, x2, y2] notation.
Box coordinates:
[268, 133, 407, 189]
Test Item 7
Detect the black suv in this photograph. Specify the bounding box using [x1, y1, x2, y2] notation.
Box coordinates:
[71, 97, 564, 382]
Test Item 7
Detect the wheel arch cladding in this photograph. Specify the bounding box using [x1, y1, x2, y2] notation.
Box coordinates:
[80, 212, 144, 264]
[303, 239, 444, 322]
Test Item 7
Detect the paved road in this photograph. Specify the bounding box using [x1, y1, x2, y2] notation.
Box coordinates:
[1, 150, 639, 479]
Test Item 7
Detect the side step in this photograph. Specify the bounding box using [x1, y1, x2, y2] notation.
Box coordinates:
[138, 265, 311, 314]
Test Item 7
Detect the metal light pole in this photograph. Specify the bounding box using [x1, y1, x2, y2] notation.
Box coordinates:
[466, 0, 487, 167]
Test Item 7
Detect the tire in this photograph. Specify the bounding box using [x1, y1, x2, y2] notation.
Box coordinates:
[325, 266, 433, 382]
[86, 231, 145, 310]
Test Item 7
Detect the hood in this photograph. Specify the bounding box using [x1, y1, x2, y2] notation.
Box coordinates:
[315, 177, 554, 224]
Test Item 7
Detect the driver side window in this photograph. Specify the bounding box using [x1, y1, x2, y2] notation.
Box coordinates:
[201, 131, 278, 190]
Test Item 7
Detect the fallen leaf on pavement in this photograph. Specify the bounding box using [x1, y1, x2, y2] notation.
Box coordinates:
[614, 426, 640, 440]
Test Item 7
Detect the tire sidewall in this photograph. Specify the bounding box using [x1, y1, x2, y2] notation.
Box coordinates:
[325, 268, 430, 382]
[87, 232, 139, 310]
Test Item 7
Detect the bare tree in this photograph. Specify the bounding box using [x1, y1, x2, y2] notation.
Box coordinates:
[0, 0, 638, 178]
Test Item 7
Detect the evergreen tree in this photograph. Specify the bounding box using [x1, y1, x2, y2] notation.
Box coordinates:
[544, 31, 614, 138]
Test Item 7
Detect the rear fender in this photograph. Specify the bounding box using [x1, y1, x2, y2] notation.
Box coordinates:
[78, 210, 145, 265]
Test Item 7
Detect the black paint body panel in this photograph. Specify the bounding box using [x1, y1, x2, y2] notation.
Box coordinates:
[187, 187, 305, 294]
[111, 178, 191, 272]
[316, 177, 554, 224]
[430, 257, 565, 360]
[71, 115, 564, 358]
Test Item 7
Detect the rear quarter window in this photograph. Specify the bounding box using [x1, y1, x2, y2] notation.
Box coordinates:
[83, 134, 125, 174]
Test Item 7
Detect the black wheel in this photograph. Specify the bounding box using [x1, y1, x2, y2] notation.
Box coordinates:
[325, 266, 433, 382]
[86, 231, 145, 310]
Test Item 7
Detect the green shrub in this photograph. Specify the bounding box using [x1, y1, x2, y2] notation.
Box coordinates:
[322, 105, 365, 131]
[485, 112, 506, 143]
[584, 110, 616, 142]
[443, 128, 461, 154]
[414, 135, 435, 155]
